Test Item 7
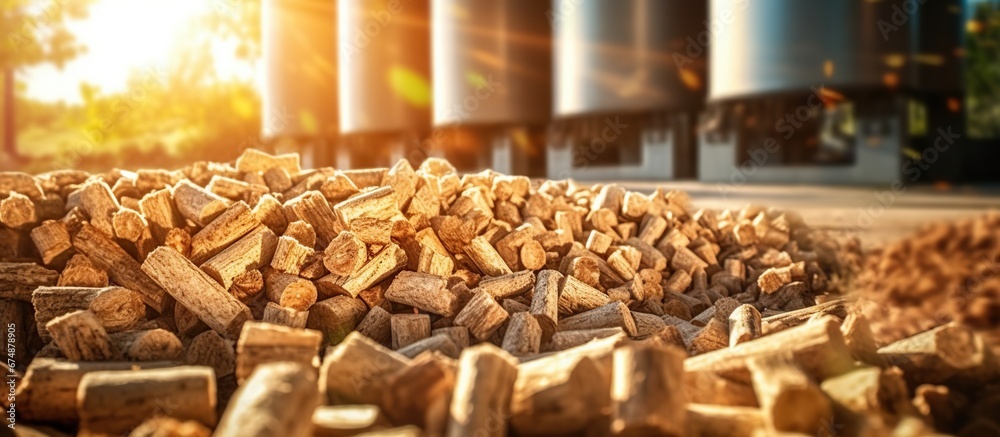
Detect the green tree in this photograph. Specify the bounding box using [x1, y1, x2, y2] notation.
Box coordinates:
[967, 1, 1000, 137]
[2, 0, 95, 162]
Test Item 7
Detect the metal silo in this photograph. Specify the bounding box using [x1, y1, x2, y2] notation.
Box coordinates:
[338, 0, 431, 168]
[549, 0, 707, 180]
[431, 0, 552, 176]
[699, 0, 915, 184]
[261, 0, 339, 167]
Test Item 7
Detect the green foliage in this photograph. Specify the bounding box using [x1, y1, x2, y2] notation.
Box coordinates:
[12, 0, 265, 172]
[2, 0, 95, 70]
[967, 1, 1000, 138]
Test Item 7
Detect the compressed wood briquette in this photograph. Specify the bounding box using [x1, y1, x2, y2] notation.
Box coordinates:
[201, 225, 278, 290]
[391, 313, 431, 350]
[501, 312, 542, 356]
[57, 254, 109, 288]
[308, 295, 370, 346]
[77, 366, 216, 436]
[453, 291, 509, 341]
[142, 246, 252, 339]
[611, 344, 687, 436]
[189, 201, 260, 264]
[235, 321, 322, 383]
[320, 332, 411, 405]
[265, 270, 318, 311]
[446, 344, 518, 437]
[74, 224, 172, 312]
[186, 330, 237, 377]
[385, 271, 455, 316]
[31, 286, 145, 341]
[16, 358, 177, 423]
[324, 231, 367, 276]
[45, 310, 120, 361]
[747, 354, 832, 434]
[557, 302, 637, 337]
[558, 275, 611, 316]
[110, 329, 184, 361]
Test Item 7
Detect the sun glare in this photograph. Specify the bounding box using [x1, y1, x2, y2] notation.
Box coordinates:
[24, 0, 235, 104]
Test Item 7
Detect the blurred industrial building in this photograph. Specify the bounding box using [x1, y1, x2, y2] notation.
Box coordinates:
[261, 0, 987, 184]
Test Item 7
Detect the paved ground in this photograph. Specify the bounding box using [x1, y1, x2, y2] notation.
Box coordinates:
[617, 182, 1000, 250]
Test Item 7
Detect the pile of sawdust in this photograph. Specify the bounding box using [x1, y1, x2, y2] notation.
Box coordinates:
[856, 212, 1000, 346]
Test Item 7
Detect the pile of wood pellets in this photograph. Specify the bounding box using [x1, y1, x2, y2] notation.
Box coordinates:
[0, 149, 997, 437]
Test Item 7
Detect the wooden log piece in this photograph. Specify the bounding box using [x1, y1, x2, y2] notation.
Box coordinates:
[453, 290, 509, 341]
[0, 192, 38, 230]
[201, 225, 278, 289]
[478, 270, 535, 300]
[502, 312, 542, 356]
[186, 330, 237, 378]
[519, 240, 546, 271]
[142, 246, 252, 339]
[264, 270, 317, 311]
[324, 230, 368, 277]
[235, 321, 322, 383]
[77, 367, 216, 436]
[236, 149, 301, 174]
[312, 405, 392, 437]
[685, 316, 854, 384]
[0, 171, 43, 200]
[74, 223, 172, 312]
[77, 180, 121, 236]
[729, 304, 763, 347]
[344, 244, 409, 296]
[380, 353, 455, 435]
[558, 302, 638, 337]
[110, 329, 184, 361]
[530, 270, 561, 341]
[355, 305, 392, 346]
[686, 404, 765, 437]
[190, 201, 260, 264]
[16, 359, 177, 423]
[253, 194, 288, 235]
[32, 286, 145, 341]
[747, 354, 832, 434]
[761, 296, 855, 335]
[139, 188, 181, 244]
[819, 366, 916, 434]
[446, 344, 518, 437]
[385, 271, 455, 316]
[45, 310, 121, 361]
[320, 332, 411, 405]
[262, 301, 309, 329]
[271, 235, 315, 275]
[0, 262, 59, 301]
[611, 344, 687, 437]
[558, 275, 611, 316]
[391, 313, 431, 350]
[546, 328, 625, 352]
[289, 191, 345, 247]
[308, 296, 370, 346]
[29, 220, 73, 266]
[465, 236, 513, 277]
[174, 179, 230, 227]
[511, 334, 622, 435]
[877, 323, 997, 387]
[57, 254, 109, 288]
[334, 186, 399, 224]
